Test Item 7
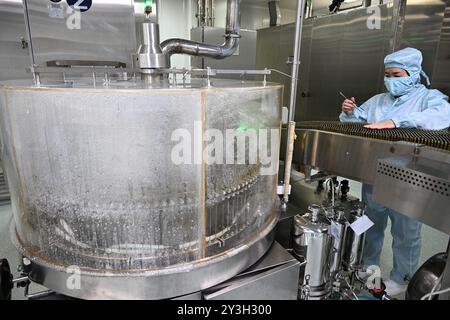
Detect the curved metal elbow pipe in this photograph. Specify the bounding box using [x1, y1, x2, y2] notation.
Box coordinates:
[160, 36, 239, 59]
[160, 0, 240, 59]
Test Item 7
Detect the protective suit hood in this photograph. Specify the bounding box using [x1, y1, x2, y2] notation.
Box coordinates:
[384, 47, 430, 86]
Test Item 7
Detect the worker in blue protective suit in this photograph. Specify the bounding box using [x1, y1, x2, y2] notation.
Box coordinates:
[339, 47, 450, 296]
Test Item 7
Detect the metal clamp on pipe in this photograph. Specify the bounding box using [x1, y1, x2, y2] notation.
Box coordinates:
[134, 21, 169, 82]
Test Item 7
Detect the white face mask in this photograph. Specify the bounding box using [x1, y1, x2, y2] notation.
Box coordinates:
[384, 76, 415, 97]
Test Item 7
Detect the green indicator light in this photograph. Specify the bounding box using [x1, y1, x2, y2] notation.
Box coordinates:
[143, 0, 153, 15]
[237, 123, 250, 132]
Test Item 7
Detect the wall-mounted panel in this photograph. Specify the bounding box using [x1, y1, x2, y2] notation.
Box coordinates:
[24, 0, 136, 67]
[0, 0, 31, 80]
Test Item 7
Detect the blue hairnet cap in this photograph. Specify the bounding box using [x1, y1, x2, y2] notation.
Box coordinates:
[384, 47, 430, 85]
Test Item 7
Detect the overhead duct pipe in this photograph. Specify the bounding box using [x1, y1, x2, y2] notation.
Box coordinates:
[160, 0, 240, 59]
[197, 0, 207, 26]
[206, 0, 215, 27]
[268, 0, 282, 27]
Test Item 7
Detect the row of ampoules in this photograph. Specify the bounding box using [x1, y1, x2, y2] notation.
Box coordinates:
[297, 121, 450, 151]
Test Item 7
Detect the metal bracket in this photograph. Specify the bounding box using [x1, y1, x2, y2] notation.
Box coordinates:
[277, 184, 291, 195]
[46, 60, 127, 68]
[26, 65, 272, 87]
[305, 172, 336, 183]
[20, 36, 28, 49]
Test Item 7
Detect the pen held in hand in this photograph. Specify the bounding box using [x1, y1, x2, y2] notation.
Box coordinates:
[339, 91, 365, 112]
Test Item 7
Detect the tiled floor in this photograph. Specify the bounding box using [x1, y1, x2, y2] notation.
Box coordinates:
[0, 205, 24, 300]
[0, 205, 56, 300]
[379, 222, 448, 299]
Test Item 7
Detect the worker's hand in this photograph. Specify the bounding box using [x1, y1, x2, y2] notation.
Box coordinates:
[364, 120, 396, 129]
[342, 97, 357, 114]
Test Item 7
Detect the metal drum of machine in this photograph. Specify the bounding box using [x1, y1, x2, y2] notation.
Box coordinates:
[329, 208, 348, 279]
[293, 204, 332, 300]
[0, 78, 282, 299]
[342, 206, 366, 272]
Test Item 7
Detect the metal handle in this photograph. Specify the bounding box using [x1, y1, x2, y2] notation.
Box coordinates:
[286, 56, 294, 65]
[46, 60, 126, 68]
[20, 37, 28, 49]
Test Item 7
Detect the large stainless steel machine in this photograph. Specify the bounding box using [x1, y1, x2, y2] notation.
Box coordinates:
[0, 0, 306, 300]
[0, 78, 282, 300]
[1, 0, 449, 301]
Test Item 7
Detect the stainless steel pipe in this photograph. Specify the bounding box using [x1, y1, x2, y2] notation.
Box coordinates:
[282, 0, 307, 205]
[135, 22, 169, 70]
[288, 0, 307, 123]
[197, 0, 215, 27]
[161, 0, 240, 59]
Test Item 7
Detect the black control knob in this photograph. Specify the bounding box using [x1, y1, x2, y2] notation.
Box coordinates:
[340, 180, 350, 201]
[0, 259, 13, 300]
[145, 5, 152, 16]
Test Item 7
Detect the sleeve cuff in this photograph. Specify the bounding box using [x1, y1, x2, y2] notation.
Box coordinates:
[339, 109, 362, 122]
[339, 112, 353, 122]
[353, 107, 362, 118]
[391, 116, 413, 128]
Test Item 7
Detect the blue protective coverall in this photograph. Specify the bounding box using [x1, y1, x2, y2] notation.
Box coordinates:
[339, 47, 450, 284]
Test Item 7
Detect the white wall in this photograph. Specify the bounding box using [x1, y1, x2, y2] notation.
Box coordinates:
[158, 0, 193, 68]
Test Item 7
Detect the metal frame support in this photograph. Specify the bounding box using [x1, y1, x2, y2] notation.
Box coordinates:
[282, 0, 307, 207]
[287, 0, 306, 124]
